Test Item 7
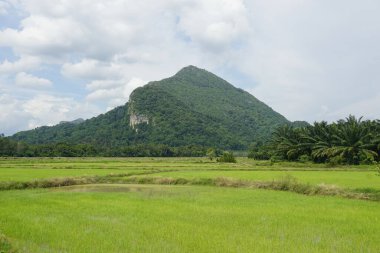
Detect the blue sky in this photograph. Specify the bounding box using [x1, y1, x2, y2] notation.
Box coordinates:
[1, 0, 380, 135]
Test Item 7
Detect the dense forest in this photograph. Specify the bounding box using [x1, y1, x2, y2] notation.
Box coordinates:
[250, 116, 380, 165]
[0, 135, 207, 157]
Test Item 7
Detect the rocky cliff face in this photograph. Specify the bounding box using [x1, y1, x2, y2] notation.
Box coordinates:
[128, 97, 149, 130]
[129, 113, 149, 129]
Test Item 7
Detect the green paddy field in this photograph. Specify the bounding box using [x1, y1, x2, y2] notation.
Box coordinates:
[0, 158, 379, 252]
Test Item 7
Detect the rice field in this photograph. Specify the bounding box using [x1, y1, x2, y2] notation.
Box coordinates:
[0, 157, 379, 252]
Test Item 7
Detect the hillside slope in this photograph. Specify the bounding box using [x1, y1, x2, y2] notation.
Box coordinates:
[11, 66, 296, 149]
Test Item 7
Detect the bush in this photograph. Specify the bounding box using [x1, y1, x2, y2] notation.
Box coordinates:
[326, 156, 344, 167]
[217, 152, 236, 163]
[248, 150, 270, 160]
[206, 148, 216, 161]
[298, 154, 311, 163]
[269, 155, 283, 164]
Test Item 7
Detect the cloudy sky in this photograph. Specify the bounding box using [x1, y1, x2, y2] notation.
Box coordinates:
[1, 0, 379, 135]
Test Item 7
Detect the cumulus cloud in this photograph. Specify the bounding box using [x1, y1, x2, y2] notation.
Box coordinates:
[0, 93, 101, 135]
[15, 72, 52, 89]
[61, 59, 125, 80]
[175, 0, 249, 50]
[0, 56, 40, 75]
[86, 77, 145, 108]
[0, 0, 247, 61]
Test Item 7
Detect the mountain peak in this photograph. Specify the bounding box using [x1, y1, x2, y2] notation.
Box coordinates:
[177, 65, 203, 73]
[171, 65, 231, 90]
[174, 65, 209, 78]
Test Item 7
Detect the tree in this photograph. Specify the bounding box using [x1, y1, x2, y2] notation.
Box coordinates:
[217, 151, 236, 163]
[270, 115, 379, 165]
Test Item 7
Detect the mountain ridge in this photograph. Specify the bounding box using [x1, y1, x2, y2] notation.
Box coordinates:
[11, 66, 306, 149]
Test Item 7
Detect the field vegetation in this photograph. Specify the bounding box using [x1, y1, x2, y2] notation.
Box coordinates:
[0, 157, 380, 252]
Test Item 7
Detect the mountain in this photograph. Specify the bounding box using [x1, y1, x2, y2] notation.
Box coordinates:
[11, 66, 300, 149]
[59, 118, 85, 125]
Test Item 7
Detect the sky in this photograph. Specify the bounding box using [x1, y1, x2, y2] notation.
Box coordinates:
[0, 0, 380, 136]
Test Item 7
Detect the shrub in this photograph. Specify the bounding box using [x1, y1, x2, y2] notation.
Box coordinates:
[206, 148, 216, 161]
[298, 154, 311, 163]
[326, 156, 344, 167]
[269, 155, 283, 164]
[248, 150, 270, 160]
[217, 152, 236, 163]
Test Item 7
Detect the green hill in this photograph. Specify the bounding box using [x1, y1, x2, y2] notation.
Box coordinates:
[11, 66, 299, 149]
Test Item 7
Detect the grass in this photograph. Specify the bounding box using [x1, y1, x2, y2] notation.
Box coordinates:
[0, 168, 153, 182]
[143, 170, 380, 190]
[0, 233, 16, 253]
[0, 185, 379, 253]
[0, 157, 379, 252]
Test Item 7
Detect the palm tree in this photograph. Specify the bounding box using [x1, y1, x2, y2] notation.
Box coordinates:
[302, 121, 335, 162]
[320, 116, 377, 164]
[271, 125, 307, 160]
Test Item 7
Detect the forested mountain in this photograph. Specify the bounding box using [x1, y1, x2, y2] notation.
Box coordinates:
[11, 66, 301, 149]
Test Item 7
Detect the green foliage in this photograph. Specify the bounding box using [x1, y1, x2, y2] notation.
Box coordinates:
[206, 148, 216, 160]
[217, 152, 236, 163]
[298, 154, 311, 163]
[11, 66, 294, 150]
[270, 115, 380, 165]
[247, 142, 271, 160]
[0, 136, 207, 157]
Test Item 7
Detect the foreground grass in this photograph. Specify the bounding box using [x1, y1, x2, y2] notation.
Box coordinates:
[0, 185, 379, 253]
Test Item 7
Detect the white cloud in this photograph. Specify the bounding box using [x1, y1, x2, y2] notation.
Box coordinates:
[0, 93, 101, 135]
[325, 92, 380, 121]
[243, 0, 380, 122]
[15, 72, 52, 89]
[86, 79, 125, 91]
[0, 94, 31, 135]
[61, 59, 125, 80]
[86, 77, 145, 108]
[0, 1, 9, 15]
[0, 56, 40, 75]
[175, 0, 249, 50]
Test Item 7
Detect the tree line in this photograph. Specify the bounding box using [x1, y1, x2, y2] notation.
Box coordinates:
[3, 115, 380, 164]
[0, 135, 207, 157]
[249, 116, 380, 165]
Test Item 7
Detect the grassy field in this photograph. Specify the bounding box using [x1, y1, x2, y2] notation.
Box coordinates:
[142, 170, 380, 190]
[0, 157, 379, 252]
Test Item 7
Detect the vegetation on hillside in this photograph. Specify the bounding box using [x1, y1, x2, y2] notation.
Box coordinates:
[10, 66, 300, 149]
